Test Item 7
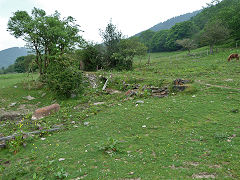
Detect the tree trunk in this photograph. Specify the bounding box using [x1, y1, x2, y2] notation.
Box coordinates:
[210, 44, 214, 54]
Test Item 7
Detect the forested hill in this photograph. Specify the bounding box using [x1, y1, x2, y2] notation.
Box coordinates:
[135, 10, 201, 36]
[150, 10, 201, 32]
[0, 47, 28, 68]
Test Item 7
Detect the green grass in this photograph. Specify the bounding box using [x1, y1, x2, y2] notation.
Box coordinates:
[1, 47, 240, 179]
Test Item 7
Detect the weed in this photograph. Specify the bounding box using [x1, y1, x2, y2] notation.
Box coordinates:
[98, 137, 121, 155]
[54, 167, 68, 179]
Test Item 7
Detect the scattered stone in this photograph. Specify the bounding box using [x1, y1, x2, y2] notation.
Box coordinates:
[41, 138, 46, 141]
[0, 133, 6, 148]
[71, 121, 75, 124]
[105, 88, 121, 94]
[32, 104, 60, 120]
[24, 95, 35, 101]
[93, 102, 105, 106]
[0, 112, 23, 121]
[142, 125, 146, 128]
[9, 102, 17, 107]
[172, 79, 190, 92]
[125, 89, 137, 97]
[58, 158, 65, 161]
[41, 93, 46, 97]
[84, 122, 90, 126]
[192, 95, 196, 98]
[136, 100, 144, 104]
[192, 172, 216, 179]
[14, 86, 17, 88]
[151, 87, 168, 98]
[85, 73, 98, 88]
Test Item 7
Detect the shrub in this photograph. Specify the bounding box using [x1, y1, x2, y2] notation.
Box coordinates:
[45, 56, 83, 98]
[80, 44, 102, 71]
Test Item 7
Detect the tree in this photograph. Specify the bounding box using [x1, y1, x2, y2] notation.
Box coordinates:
[77, 43, 103, 71]
[200, 20, 229, 54]
[100, 21, 147, 70]
[138, 30, 155, 51]
[150, 30, 169, 52]
[14, 55, 36, 73]
[165, 21, 199, 51]
[99, 20, 123, 69]
[111, 38, 147, 70]
[176, 38, 197, 54]
[7, 7, 84, 76]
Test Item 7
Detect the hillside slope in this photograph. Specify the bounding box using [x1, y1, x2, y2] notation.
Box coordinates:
[135, 10, 201, 36]
[0, 47, 28, 68]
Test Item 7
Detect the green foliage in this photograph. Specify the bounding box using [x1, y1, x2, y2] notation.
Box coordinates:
[200, 20, 229, 54]
[176, 38, 197, 54]
[100, 21, 147, 70]
[8, 8, 84, 76]
[98, 137, 120, 154]
[45, 56, 83, 98]
[138, 30, 156, 50]
[100, 20, 123, 69]
[7, 134, 24, 154]
[78, 43, 103, 71]
[54, 167, 68, 179]
[14, 55, 36, 73]
[150, 30, 169, 52]
[111, 39, 147, 70]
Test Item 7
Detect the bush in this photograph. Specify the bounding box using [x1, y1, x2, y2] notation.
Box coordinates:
[80, 44, 102, 71]
[45, 56, 83, 98]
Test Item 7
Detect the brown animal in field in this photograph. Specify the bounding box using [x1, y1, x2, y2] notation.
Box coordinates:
[227, 53, 239, 61]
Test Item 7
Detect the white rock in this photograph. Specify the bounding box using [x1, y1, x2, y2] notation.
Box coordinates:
[9, 102, 17, 107]
[136, 100, 144, 104]
[24, 95, 35, 100]
[142, 125, 147, 128]
[93, 102, 105, 106]
[84, 122, 90, 126]
[58, 158, 65, 161]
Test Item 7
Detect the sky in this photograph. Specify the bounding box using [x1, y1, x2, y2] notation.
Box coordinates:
[0, 0, 213, 51]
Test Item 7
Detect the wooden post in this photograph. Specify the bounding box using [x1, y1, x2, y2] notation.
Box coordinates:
[147, 54, 150, 65]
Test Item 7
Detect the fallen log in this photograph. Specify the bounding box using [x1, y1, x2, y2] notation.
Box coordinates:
[0, 128, 61, 142]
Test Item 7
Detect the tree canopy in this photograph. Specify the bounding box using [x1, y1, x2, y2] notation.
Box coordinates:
[8, 7, 84, 75]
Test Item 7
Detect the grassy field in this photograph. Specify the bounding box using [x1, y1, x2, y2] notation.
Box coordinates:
[1, 47, 240, 179]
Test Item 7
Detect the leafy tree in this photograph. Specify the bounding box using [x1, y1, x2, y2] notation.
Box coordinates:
[100, 21, 147, 70]
[45, 56, 83, 98]
[99, 20, 123, 69]
[14, 55, 36, 73]
[150, 30, 169, 52]
[200, 20, 229, 54]
[77, 43, 103, 71]
[8, 7, 84, 76]
[138, 30, 155, 51]
[176, 38, 197, 54]
[111, 38, 147, 70]
[165, 21, 199, 51]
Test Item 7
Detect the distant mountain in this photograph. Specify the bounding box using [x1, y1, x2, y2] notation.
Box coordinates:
[135, 10, 201, 36]
[0, 47, 29, 68]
